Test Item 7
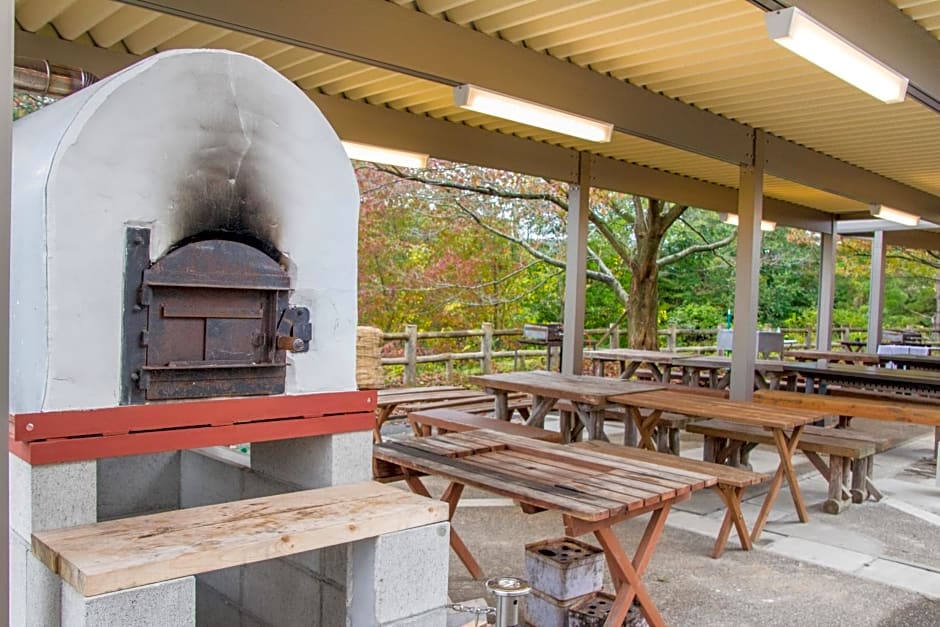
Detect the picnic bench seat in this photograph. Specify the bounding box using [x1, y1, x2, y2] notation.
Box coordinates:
[686, 420, 880, 514]
[407, 408, 561, 442]
[397, 392, 533, 420]
[574, 441, 767, 558]
[32, 481, 448, 599]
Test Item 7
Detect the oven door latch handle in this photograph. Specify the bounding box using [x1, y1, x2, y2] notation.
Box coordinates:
[276, 306, 312, 353]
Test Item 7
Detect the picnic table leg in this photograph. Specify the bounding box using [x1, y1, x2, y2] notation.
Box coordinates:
[712, 485, 752, 558]
[751, 426, 808, 541]
[494, 391, 510, 421]
[373, 406, 395, 443]
[592, 509, 670, 627]
[524, 395, 556, 429]
[404, 476, 484, 580]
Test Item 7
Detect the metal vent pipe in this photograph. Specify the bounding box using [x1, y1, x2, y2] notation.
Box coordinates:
[14, 57, 98, 97]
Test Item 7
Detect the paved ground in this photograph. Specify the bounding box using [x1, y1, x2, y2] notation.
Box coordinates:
[379, 416, 940, 626]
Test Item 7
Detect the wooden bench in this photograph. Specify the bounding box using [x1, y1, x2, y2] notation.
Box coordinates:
[32, 481, 448, 597]
[398, 392, 533, 421]
[686, 420, 880, 514]
[407, 408, 561, 443]
[554, 399, 694, 454]
[574, 441, 767, 558]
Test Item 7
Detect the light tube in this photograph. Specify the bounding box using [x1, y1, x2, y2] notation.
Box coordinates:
[454, 84, 614, 143]
[765, 7, 908, 104]
[870, 204, 920, 227]
[720, 213, 776, 232]
[341, 141, 428, 168]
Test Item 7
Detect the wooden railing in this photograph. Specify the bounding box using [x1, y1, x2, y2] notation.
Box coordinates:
[376, 324, 917, 385]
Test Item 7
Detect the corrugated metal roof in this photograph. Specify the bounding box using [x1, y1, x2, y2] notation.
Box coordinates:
[13, 0, 940, 219]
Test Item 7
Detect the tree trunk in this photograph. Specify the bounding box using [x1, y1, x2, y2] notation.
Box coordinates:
[628, 248, 660, 349]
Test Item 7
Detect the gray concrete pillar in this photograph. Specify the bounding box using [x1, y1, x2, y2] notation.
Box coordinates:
[562, 153, 591, 375]
[866, 230, 887, 353]
[730, 130, 766, 401]
[816, 228, 836, 351]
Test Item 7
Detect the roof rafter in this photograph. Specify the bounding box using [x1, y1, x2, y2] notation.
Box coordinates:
[111, 0, 940, 220]
[13, 29, 832, 233]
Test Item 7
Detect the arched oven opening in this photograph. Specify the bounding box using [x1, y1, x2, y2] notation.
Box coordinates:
[121, 227, 311, 403]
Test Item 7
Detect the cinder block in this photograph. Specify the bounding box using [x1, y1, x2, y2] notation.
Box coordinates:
[568, 592, 648, 627]
[180, 450, 246, 507]
[196, 565, 241, 606]
[10, 532, 61, 627]
[240, 557, 321, 626]
[525, 537, 604, 601]
[97, 452, 180, 520]
[523, 587, 584, 627]
[349, 522, 450, 625]
[381, 606, 448, 626]
[10, 455, 96, 537]
[61, 577, 195, 627]
[251, 430, 371, 488]
[320, 580, 348, 626]
[195, 579, 242, 627]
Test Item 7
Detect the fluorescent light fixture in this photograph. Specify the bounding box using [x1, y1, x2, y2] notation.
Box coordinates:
[870, 204, 920, 227]
[341, 141, 428, 168]
[765, 7, 908, 104]
[454, 84, 614, 143]
[720, 213, 776, 232]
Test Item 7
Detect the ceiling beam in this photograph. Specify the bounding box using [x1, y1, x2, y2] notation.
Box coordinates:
[13, 30, 832, 233]
[113, 0, 940, 219]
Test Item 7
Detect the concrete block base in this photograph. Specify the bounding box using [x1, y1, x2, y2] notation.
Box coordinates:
[251, 430, 372, 488]
[10, 532, 61, 627]
[61, 577, 195, 627]
[349, 521, 450, 626]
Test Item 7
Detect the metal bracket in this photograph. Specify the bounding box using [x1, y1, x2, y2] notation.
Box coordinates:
[277, 306, 312, 353]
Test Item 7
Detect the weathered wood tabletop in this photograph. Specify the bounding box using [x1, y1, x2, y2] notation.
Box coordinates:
[374, 429, 715, 627]
[584, 349, 686, 381]
[373, 386, 483, 442]
[469, 370, 662, 441]
[608, 389, 827, 541]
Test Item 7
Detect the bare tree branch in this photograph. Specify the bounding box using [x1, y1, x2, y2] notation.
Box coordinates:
[657, 231, 737, 266]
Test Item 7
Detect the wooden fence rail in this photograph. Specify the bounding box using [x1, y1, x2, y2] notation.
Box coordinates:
[375, 324, 919, 385]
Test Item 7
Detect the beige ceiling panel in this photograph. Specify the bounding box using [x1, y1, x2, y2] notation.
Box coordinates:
[237, 39, 292, 60]
[384, 90, 452, 111]
[342, 75, 424, 101]
[157, 23, 229, 50]
[201, 31, 261, 53]
[281, 55, 344, 82]
[295, 60, 373, 91]
[123, 14, 194, 54]
[366, 82, 446, 107]
[892, 0, 940, 37]
[559, 5, 753, 64]
[89, 4, 159, 48]
[17, 0, 79, 32]
[469, 0, 584, 34]
[612, 39, 770, 85]
[445, 0, 538, 28]
[317, 67, 395, 96]
[764, 176, 868, 214]
[264, 47, 319, 72]
[53, 0, 121, 40]
[414, 0, 472, 15]
[523, 0, 731, 52]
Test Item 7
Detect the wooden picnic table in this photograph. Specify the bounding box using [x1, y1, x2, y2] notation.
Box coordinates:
[841, 340, 867, 352]
[373, 386, 483, 442]
[469, 370, 662, 442]
[671, 355, 791, 390]
[608, 389, 827, 541]
[584, 349, 686, 382]
[877, 352, 940, 371]
[785, 350, 879, 366]
[786, 362, 940, 397]
[373, 429, 716, 627]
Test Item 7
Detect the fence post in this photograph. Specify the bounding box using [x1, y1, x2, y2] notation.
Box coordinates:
[609, 324, 619, 349]
[667, 325, 677, 352]
[404, 324, 418, 386]
[804, 328, 813, 349]
[446, 355, 454, 382]
[481, 323, 493, 374]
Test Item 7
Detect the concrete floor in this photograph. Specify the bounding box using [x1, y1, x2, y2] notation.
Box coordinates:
[382, 416, 940, 626]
